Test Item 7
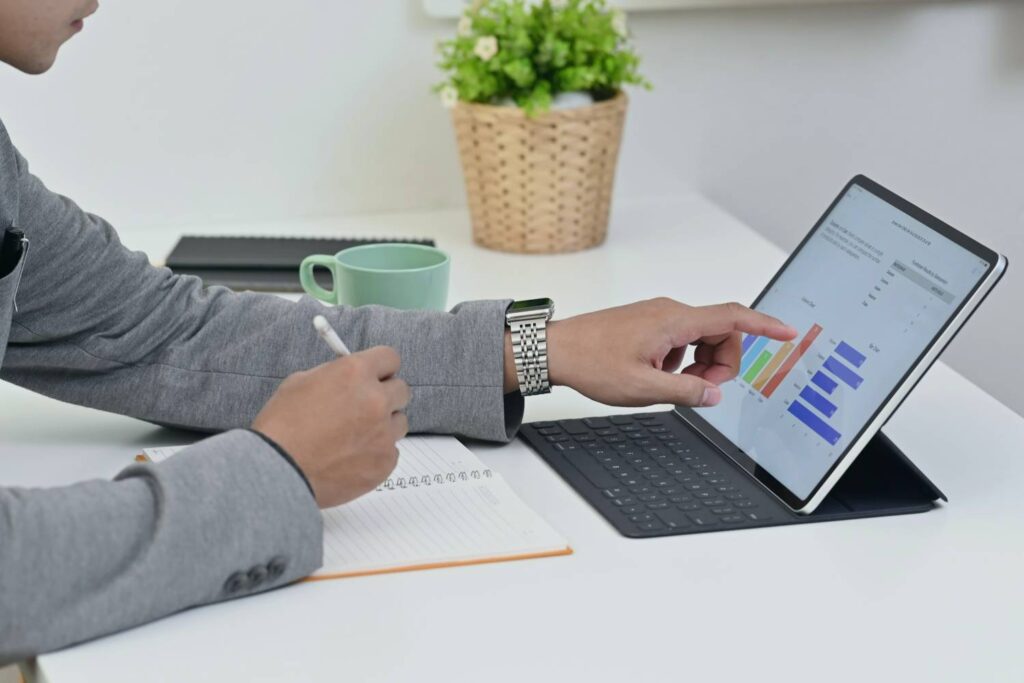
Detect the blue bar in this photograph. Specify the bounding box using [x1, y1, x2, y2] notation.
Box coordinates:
[811, 371, 838, 395]
[788, 401, 842, 445]
[835, 341, 866, 368]
[740, 337, 769, 375]
[742, 334, 756, 355]
[823, 356, 863, 389]
[799, 385, 837, 418]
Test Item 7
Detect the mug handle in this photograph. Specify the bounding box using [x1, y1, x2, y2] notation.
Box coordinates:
[299, 254, 338, 303]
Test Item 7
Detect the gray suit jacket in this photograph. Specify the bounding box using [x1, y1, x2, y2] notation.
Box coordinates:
[0, 118, 521, 662]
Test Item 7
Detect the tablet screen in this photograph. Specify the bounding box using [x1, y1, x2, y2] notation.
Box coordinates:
[693, 181, 994, 504]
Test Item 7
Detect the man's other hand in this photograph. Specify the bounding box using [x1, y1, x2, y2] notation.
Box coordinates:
[252, 346, 410, 509]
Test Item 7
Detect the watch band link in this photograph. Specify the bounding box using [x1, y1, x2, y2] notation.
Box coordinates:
[510, 318, 550, 396]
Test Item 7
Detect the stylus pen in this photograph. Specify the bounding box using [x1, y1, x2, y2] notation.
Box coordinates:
[313, 315, 351, 356]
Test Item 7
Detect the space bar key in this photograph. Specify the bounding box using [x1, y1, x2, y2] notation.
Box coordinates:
[564, 455, 619, 489]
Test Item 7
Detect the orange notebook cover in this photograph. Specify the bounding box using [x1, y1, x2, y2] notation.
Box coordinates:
[139, 436, 572, 580]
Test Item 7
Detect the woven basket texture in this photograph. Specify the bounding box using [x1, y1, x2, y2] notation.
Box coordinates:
[451, 91, 628, 254]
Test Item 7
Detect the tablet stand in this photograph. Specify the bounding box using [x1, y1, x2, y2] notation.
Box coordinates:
[796, 430, 946, 524]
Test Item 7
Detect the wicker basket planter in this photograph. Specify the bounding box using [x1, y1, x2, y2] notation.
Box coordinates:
[451, 91, 628, 254]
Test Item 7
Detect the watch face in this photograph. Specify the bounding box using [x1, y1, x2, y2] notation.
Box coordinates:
[509, 298, 554, 311]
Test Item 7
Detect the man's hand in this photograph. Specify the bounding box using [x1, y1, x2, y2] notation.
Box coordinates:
[252, 347, 410, 509]
[506, 298, 797, 407]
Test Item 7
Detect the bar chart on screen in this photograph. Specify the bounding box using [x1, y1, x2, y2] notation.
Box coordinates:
[739, 328, 869, 447]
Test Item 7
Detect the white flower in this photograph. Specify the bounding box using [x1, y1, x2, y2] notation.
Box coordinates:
[611, 8, 628, 37]
[457, 16, 473, 37]
[550, 0, 569, 7]
[440, 85, 459, 109]
[474, 35, 499, 61]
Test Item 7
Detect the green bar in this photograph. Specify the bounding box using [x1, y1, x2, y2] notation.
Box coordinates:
[742, 350, 773, 384]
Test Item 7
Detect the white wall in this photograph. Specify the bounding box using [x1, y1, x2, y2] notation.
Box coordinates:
[1, 0, 1020, 414]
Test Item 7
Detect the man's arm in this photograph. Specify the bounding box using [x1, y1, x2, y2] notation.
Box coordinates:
[0, 430, 323, 663]
[1, 147, 520, 441]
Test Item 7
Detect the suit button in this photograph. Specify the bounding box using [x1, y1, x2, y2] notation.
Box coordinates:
[248, 565, 268, 587]
[267, 556, 288, 580]
[224, 571, 248, 595]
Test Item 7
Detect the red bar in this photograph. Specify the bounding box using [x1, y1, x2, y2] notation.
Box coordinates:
[761, 323, 823, 398]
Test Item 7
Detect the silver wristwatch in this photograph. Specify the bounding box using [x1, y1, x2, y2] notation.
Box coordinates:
[506, 298, 555, 396]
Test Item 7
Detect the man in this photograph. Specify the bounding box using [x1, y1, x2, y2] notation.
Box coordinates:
[0, 0, 796, 662]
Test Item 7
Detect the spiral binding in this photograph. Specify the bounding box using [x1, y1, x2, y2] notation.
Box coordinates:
[378, 469, 493, 491]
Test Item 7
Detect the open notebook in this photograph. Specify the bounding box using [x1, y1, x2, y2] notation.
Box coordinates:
[141, 436, 571, 580]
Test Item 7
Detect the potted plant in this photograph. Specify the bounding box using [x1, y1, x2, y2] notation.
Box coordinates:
[436, 0, 650, 254]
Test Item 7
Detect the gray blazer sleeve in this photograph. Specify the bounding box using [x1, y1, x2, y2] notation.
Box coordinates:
[0, 120, 521, 661]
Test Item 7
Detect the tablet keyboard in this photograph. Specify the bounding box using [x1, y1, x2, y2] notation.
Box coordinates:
[520, 412, 791, 538]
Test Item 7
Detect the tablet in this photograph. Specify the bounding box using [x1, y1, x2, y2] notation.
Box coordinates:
[680, 175, 1007, 514]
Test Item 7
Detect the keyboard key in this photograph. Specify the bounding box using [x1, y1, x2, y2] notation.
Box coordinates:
[745, 511, 774, 523]
[629, 513, 654, 522]
[648, 427, 668, 434]
[720, 514, 745, 524]
[686, 512, 718, 527]
[637, 521, 665, 532]
[545, 435, 570, 443]
[619, 477, 641, 487]
[734, 500, 757, 509]
[554, 443, 579, 452]
[603, 463, 625, 473]
[621, 505, 643, 515]
[646, 501, 669, 510]
[685, 484, 705, 492]
[705, 478, 727, 486]
[724, 492, 747, 501]
[710, 506, 736, 515]
[619, 425, 641, 432]
[562, 420, 589, 435]
[638, 493, 663, 502]
[678, 501, 701, 511]
[656, 434, 676, 442]
[716, 485, 737, 492]
[573, 434, 597, 442]
[610, 497, 637, 507]
[669, 494, 692, 503]
[636, 414, 661, 423]
[602, 488, 628, 498]
[694, 491, 715, 500]
[584, 417, 611, 429]
[644, 473, 664, 481]
[655, 509, 692, 530]
[628, 432, 648, 440]
[537, 426, 562, 435]
[643, 446, 663, 454]
[609, 415, 635, 425]
[605, 435, 626, 444]
[565, 458, 618, 488]
[652, 480, 675, 489]
[629, 485, 653, 495]
[661, 487, 681, 495]
[701, 498, 726, 507]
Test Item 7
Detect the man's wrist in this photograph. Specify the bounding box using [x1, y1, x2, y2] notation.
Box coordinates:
[504, 319, 567, 393]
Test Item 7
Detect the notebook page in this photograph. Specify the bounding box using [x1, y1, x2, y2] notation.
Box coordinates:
[318, 473, 568, 577]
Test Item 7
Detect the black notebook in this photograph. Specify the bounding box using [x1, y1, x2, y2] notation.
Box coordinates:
[165, 235, 436, 292]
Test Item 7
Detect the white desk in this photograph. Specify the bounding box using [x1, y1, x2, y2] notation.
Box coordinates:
[8, 195, 1023, 682]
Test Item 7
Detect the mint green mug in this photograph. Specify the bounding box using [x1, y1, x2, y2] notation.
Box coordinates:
[299, 243, 450, 310]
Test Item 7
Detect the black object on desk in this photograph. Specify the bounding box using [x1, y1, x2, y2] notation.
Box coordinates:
[165, 235, 436, 292]
[0, 228, 26, 279]
[520, 412, 945, 538]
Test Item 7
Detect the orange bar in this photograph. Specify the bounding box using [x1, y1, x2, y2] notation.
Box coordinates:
[752, 342, 794, 390]
[761, 323, 823, 398]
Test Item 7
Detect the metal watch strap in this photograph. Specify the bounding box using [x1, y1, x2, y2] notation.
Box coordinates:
[510, 317, 550, 396]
